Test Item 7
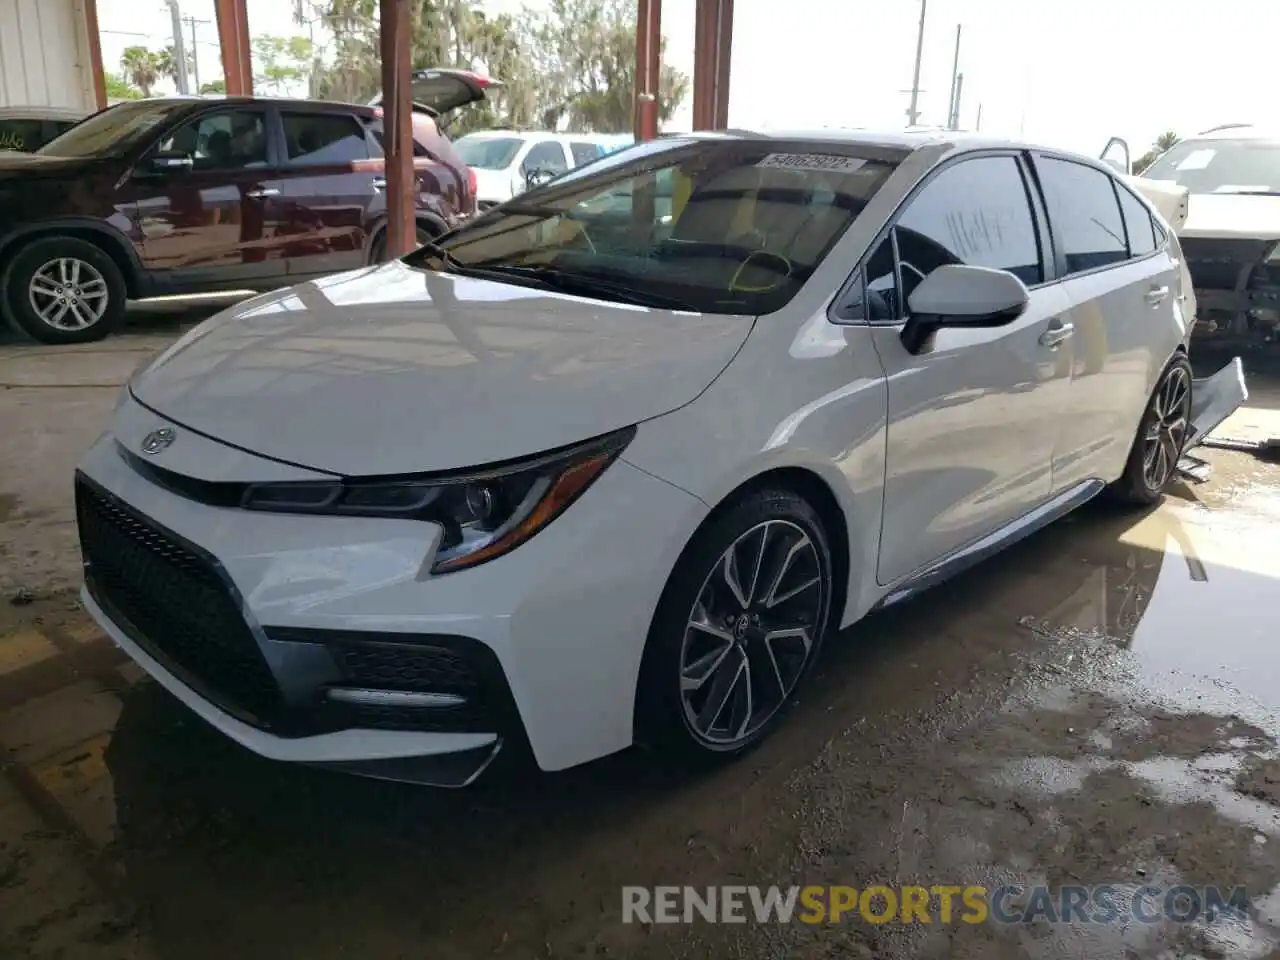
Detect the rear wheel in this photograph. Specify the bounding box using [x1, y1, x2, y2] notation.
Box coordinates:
[3, 236, 126, 344]
[635, 487, 834, 765]
[369, 225, 436, 264]
[1109, 355, 1193, 505]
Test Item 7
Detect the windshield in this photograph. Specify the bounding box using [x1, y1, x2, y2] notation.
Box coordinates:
[407, 137, 904, 315]
[454, 135, 524, 170]
[1142, 138, 1280, 194]
[37, 101, 186, 158]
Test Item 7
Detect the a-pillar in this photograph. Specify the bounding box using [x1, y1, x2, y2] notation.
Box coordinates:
[213, 0, 252, 96]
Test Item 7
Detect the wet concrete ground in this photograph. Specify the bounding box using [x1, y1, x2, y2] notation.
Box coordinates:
[3, 312, 1280, 958]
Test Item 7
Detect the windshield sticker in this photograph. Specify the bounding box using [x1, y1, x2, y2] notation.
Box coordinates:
[1175, 149, 1216, 171]
[757, 153, 867, 173]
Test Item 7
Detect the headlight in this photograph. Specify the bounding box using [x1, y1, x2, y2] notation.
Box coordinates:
[240, 428, 634, 574]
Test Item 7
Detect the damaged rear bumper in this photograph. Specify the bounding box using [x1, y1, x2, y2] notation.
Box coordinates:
[1186, 356, 1249, 450]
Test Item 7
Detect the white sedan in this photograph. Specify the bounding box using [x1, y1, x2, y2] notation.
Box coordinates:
[75, 130, 1244, 785]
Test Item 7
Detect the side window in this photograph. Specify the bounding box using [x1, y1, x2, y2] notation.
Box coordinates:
[0, 119, 46, 151]
[1116, 185, 1157, 258]
[570, 141, 602, 166]
[156, 110, 267, 170]
[524, 140, 569, 176]
[282, 112, 371, 164]
[368, 123, 430, 158]
[1037, 157, 1128, 275]
[864, 236, 899, 321]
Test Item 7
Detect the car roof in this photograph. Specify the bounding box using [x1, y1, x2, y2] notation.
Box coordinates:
[137, 95, 379, 116]
[0, 105, 85, 121]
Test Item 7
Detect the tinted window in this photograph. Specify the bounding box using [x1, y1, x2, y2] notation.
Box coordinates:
[155, 109, 267, 169]
[897, 156, 1042, 300]
[408, 139, 902, 315]
[368, 123, 430, 158]
[0, 119, 48, 152]
[1038, 158, 1127, 275]
[283, 112, 370, 164]
[570, 141, 602, 165]
[1116, 185, 1157, 258]
[524, 140, 568, 175]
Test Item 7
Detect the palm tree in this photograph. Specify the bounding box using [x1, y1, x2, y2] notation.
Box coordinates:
[120, 46, 159, 97]
[1155, 131, 1180, 152]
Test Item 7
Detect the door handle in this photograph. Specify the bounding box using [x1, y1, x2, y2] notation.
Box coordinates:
[245, 187, 279, 199]
[1038, 320, 1074, 349]
[371, 177, 387, 191]
[1145, 285, 1170, 305]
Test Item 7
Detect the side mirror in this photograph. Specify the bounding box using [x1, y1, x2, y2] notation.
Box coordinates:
[524, 166, 556, 190]
[150, 151, 194, 174]
[901, 264, 1029, 354]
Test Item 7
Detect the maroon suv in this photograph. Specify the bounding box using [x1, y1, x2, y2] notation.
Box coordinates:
[0, 70, 493, 344]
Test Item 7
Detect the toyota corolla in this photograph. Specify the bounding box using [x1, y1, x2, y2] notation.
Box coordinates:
[75, 130, 1245, 786]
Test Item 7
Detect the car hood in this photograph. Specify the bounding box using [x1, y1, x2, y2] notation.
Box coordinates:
[0, 152, 99, 180]
[130, 262, 753, 476]
[1179, 193, 1280, 241]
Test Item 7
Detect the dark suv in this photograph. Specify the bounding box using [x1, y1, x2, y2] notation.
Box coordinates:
[0, 74, 491, 344]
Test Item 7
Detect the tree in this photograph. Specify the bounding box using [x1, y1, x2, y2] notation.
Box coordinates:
[156, 45, 195, 88]
[1133, 131, 1179, 175]
[200, 79, 227, 95]
[252, 34, 314, 95]
[104, 72, 143, 101]
[120, 46, 160, 98]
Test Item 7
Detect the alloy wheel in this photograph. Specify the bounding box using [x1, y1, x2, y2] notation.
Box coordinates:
[1142, 364, 1191, 491]
[678, 519, 826, 748]
[28, 258, 109, 331]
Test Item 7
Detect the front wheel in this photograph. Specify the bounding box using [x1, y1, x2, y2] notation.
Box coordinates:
[1109, 354, 1193, 505]
[3, 236, 127, 344]
[635, 487, 835, 764]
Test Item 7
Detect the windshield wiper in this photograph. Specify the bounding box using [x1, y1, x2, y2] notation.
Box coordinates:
[1215, 189, 1280, 197]
[413, 240, 466, 271]
[468, 264, 690, 310]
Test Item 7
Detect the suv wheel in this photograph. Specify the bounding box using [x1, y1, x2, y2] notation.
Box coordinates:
[370, 225, 436, 264]
[636, 487, 834, 764]
[3, 237, 127, 344]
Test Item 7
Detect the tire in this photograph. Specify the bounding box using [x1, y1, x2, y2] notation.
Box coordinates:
[369, 225, 436, 265]
[1108, 354, 1193, 505]
[2, 236, 127, 344]
[635, 486, 835, 766]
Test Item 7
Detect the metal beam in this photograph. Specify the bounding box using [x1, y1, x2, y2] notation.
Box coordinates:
[80, 0, 108, 109]
[634, 0, 661, 141]
[213, 0, 252, 96]
[379, 0, 415, 257]
[692, 0, 733, 130]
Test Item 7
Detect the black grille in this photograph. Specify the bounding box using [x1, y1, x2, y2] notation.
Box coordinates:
[333, 641, 480, 696]
[76, 475, 283, 726]
[1180, 237, 1274, 291]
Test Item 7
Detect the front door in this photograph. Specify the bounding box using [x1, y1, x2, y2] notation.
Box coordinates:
[128, 107, 286, 291]
[273, 109, 381, 278]
[1032, 155, 1184, 489]
[865, 153, 1073, 586]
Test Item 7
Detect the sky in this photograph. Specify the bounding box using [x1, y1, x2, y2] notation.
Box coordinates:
[96, 0, 1280, 157]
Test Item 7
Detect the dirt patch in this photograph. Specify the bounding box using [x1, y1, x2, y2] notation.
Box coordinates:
[1238, 759, 1280, 805]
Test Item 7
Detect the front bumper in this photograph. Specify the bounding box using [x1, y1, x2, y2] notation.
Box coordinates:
[75, 403, 707, 782]
[1181, 237, 1280, 338]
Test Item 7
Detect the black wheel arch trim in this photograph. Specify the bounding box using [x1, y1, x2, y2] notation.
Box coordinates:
[0, 218, 149, 298]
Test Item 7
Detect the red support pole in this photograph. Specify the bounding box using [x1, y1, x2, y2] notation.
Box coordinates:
[213, 0, 252, 96]
[380, 0, 415, 258]
[693, 0, 733, 130]
[82, 0, 108, 110]
[634, 0, 661, 142]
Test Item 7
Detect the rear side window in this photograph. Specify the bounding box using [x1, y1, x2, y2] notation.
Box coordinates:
[523, 140, 568, 175]
[1116, 185, 1157, 258]
[1038, 157, 1127, 275]
[282, 112, 371, 164]
[368, 123, 431, 158]
[0, 118, 47, 151]
[570, 141, 602, 165]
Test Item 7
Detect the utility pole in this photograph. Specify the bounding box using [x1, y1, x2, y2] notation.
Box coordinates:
[165, 0, 190, 94]
[946, 25, 961, 130]
[975, 103, 983, 132]
[183, 15, 210, 91]
[950, 73, 964, 130]
[906, 0, 927, 126]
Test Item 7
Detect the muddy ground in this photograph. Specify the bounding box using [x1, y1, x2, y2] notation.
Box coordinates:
[3, 310, 1280, 959]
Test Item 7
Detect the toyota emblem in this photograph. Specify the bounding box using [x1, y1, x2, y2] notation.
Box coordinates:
[140, 427, 176, 455]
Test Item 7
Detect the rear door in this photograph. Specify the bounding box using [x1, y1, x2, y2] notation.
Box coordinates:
[521, 139, 571, 185]
[1031, 155, 1184, 489]
[272, 107, 381, 278]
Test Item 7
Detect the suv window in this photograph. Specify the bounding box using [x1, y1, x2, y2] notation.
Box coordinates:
[155, 109, 267, 169]
[283, 112, 370, 164]
[570, 141, 602, 166]
[1116, 185, 1157, 258]
[0, 118, 72, 152]
[857, 156, 1042, 321]
[523, 140, 568, 175]
[1037, 157, 1127, 275]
